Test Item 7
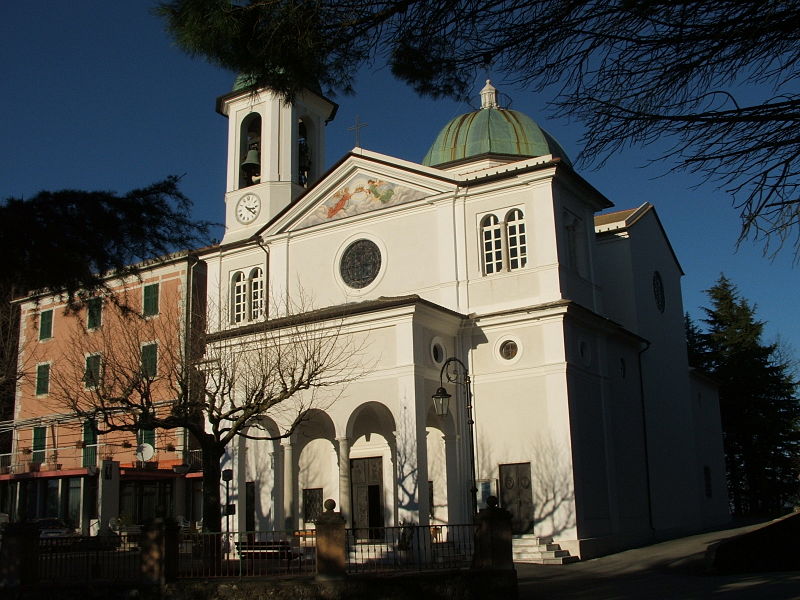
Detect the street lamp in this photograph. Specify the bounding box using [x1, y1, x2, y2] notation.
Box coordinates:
[222, 468, 233, 537]
[431, 357, 478, 520]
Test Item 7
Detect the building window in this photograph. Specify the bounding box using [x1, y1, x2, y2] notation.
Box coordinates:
[239, 113, 262, 189]
[250, 267, 264, 320]
[84, 354, 101, 388]
[298, 118, 312, 187]
[87, 298, 102, 329]
[141, 343, 157, 378]
[39, 309, 53, 340]
[32, 426, 46, 464]
[339, 239, 382, 289]
[481, 214, 503, 274]
[480, 209, 527, 275]
[137, 428, 155, 448]
[506, 209, 527, 270]
[231, 268, 266, 325]
[499, 340, 518, 360]
[36, 363, 50, 395]
[83, 421, 98, 467]
[143, 283, 159, 317]
[232, 272, 247, 324]
[653, 271, 666, 313]
[303, 488, 323, 523]
[564, 210, 588, 277]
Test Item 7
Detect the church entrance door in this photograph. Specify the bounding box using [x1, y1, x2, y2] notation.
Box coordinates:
[499, 462, 534, 534]
[351, 457, 383, 539]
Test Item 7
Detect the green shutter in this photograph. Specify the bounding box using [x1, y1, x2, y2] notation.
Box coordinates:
[83, 420, 98, 445]
[143, 283, 159, 316]
[84, 354, 101, 387]
[39, 310, 53, 340]
[141, 343, 157, 377]
[137, 428, 155, 447]
[32, 426, 46, 463]
[36, 364, 50, 395]
[87, 298, 102, 329]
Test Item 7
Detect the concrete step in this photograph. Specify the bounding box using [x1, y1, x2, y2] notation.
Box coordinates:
[513, 549, 571, 559]
[512, 535, 578, 565]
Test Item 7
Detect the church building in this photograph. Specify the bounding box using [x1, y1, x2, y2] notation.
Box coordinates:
[200, 79, 730, 559]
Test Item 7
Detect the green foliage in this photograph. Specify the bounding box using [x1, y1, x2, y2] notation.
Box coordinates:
[158, 0, 800, 256]
[0, 176, 212, 306]
[689, 275, 800, 515]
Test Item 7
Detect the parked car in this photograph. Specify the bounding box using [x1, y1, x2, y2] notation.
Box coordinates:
[32, 518, 76, 538]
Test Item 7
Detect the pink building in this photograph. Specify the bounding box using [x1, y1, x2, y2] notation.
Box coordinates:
[0, 252, 206, 533]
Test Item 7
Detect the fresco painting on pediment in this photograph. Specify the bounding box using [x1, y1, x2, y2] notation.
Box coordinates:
[298, 175, 428, 229]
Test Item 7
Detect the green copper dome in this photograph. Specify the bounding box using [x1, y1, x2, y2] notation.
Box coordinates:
[422, 81, 571, 167]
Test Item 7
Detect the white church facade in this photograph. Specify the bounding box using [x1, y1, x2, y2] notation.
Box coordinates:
[199, 79, 730, 559]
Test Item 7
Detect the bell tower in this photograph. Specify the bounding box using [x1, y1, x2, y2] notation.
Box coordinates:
[217, 78, 338, 244]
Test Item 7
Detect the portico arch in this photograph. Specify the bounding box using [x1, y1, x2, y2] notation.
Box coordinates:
[238, 416, 281, 531]
[344, 402, 398, 535]
[426, 405, 457, 524]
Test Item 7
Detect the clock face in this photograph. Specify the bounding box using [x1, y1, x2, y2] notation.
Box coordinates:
[235, 193, 261, 224]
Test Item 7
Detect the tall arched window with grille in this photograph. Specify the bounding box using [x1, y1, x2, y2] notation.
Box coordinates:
[481, 214, 504, 274]
[505, 209, 527, 270]
[231, 271, 247, 324]
[249, 267, 265, 320]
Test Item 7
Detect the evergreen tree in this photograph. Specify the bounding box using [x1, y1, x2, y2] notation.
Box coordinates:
[692, 275, 800, 515]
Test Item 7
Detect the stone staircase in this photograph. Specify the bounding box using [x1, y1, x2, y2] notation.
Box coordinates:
[512, 535, 579, 565]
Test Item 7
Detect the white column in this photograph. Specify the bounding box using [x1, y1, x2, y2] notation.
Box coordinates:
[336, 436, 351, 526]
[282, 441, 295, 530]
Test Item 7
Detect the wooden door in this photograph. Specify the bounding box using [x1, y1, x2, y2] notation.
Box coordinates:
[499, 462, 534, 534]
[351, 457, 383, 539]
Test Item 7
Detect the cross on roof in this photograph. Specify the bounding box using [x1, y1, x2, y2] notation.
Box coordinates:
[347, 115, 368, 148]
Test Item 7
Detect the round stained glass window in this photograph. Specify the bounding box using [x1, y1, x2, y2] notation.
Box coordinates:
[499, 340, 518, 360]
[340, 239, 382, 289]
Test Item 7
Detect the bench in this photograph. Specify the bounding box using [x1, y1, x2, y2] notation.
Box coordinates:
[234, 539, 303, 568]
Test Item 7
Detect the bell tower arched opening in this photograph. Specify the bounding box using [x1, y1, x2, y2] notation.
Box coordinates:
[239, 113, 262, 189]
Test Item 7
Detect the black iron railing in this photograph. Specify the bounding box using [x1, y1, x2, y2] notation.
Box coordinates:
[346, 524, 475, 573]
[176, 529, 317, 578]
[38, 534, 140, 583]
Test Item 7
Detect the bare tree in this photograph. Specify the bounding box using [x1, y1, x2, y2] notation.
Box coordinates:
[160, 0, 800, 256]
[50, 294, 365, 533]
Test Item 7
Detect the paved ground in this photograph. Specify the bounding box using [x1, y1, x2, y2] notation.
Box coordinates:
[515, 522, 800, 599]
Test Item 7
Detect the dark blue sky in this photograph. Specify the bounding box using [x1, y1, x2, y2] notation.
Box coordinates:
[2, 2, 797, 356]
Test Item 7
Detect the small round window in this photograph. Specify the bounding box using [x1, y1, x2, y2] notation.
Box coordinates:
[340, 239, 381, 289]
[499, 340, 518, 360]
[431, 342, 445, 365]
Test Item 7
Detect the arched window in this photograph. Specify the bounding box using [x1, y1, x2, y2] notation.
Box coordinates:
[232, 271, 247, 324]
[506, 209, 527, 270]
[297, 118, 312, 187]
[239, 113, 262, 189]
[481, 214, 504, 274]
[564, 210, 588, 277]
[249, 267, 264, 320]
[480, 209, 528, 275]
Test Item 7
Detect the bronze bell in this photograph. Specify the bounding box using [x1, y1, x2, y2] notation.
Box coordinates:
[241, 149, 260, 171]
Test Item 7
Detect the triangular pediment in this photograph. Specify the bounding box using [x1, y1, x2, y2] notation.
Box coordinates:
[266, 151, 456, 235]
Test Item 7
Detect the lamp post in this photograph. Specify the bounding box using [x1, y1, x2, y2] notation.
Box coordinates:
[222, 468, 233, 536]
[431, 357, 478, 520]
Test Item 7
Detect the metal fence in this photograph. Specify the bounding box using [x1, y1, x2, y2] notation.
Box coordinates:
[346, 524, 475, 573]
[28, 523, 475, 583]
[38, 534, 140, 583]
[176, 529, 317, 578]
